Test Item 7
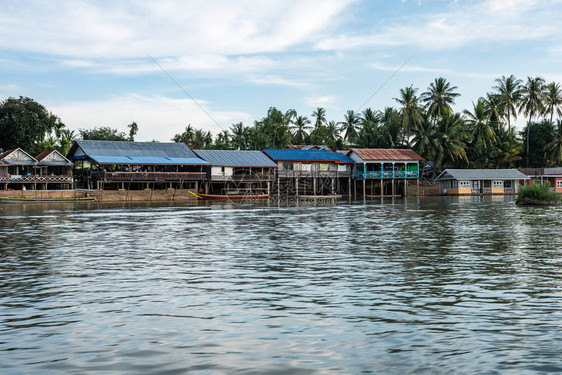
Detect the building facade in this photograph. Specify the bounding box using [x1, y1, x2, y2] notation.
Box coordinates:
[435, 169, 529, 195]
[68, 140, 209, 190]
[347, 148, 423, 198]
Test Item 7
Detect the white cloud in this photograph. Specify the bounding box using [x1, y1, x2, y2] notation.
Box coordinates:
[51, 94, 254, 141]
[368, 62, 498, 79]
[0, 0, 355, 59]
[316, 0, 559, 51]
[306, 95, 337, 108]
[247, 75, 305, 87]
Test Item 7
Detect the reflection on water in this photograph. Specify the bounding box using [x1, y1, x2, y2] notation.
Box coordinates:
[1, 197, 562, 374]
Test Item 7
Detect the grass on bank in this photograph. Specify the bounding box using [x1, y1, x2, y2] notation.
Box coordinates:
[516, 181, 560, 204]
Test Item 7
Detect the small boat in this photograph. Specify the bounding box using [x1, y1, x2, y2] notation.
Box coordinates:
[188, 191, 269, 201]
[0, 197, 96, 203]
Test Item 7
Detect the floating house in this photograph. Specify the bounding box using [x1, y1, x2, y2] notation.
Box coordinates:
[346, 148, 423, 198]
[67, 140, 209, 190]
[520, 168, 562, 193]
[262, 149, 354, 196]
[193, 149, 277, 195]
[435, 169, 529, 195]
[0, 148, 73, 190]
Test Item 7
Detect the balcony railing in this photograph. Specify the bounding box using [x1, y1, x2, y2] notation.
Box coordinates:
[277, 170, 351, 178]
[96, 171, 206, 182]
[0, 175, 73, 183]
[354, 171, 419, 179]
[211, 173, 274, 182]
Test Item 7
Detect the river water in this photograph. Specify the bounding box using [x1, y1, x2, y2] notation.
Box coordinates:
[1, 197, 561, 374]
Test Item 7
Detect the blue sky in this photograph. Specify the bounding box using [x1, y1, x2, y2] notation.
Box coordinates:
[1, 0, 562, 141]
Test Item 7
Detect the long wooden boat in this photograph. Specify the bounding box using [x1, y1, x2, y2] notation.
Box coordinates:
[0, 197, 96, 203]
[188, 191, 268, 201]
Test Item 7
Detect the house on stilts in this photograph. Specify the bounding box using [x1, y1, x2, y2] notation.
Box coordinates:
[193, 149, 277, 195]
[67, 140, 209, 191]
[346, 148, 423, 198]
[262, 149, 354, 197]
[0, 148, 73, 190]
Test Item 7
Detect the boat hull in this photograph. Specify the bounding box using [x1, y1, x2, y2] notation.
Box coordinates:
[0, 197, 95, 203]
[189, 192, 269, 201]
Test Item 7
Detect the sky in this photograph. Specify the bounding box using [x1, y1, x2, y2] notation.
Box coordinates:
[1, 0, 562, 141]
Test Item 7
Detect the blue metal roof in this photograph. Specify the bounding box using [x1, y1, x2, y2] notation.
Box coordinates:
[68, 140, 208, 165]
[90, 156, 209, 165]
[194, 150, 277, 167]
[262, 149, 354, 163]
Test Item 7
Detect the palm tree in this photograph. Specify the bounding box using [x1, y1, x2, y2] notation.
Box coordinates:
[230, 122, 246, 150]
[338, 110, 360, 145]
[411, 113, 438, 174]
[464, 100, 496, 149]
[493, 75, 523, 132]
[547, 119, 562, 165]
[481, 93, 505, 125]
[394, 86, 422, 144]
[291, 116, 311, 144]
[543, 82, 562, 123]
[312, 107, 327, 129]
[520, 76, 546, 165]
[434, 113, 470, 171]
[421, 77, 460, 124]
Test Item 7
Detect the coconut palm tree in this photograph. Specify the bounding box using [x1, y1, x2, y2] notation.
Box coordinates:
[230, 122, 246, 150]
[434, 113, 470, 170]
[493, 75, 523, 132]
[291, 115, 311, 144]
[464, 100, 496, 149]
[542, 82, 562, 123]
[421, 77, 460, 124]
[411, 113, 438, 174]
[338, 110, 360, 145]
[312, 107, 327, 129]
[520, 76, 546, 165]
[547, 119, 562, 165]
[481, 93, 505, 125]
[394, 85, 422, 144]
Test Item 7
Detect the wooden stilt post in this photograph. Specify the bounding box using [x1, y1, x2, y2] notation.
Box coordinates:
[404, 178, 407, 197]
[296, 178, 299, 196]
[381, 179, 383, 199]
[392, 179, 395, 197]
[362, 179, 366, 200]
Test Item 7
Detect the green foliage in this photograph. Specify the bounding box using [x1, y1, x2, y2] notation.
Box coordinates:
[517, 180, 560, 203]
[520, 120, 555, 167]
[79, 126, 129, 141]
[0, 96, 53, 153]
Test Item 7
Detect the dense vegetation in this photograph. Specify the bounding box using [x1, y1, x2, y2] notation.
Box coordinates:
[2, 75, 562, 173]
[516, 181, 560, 204]
[173, 75, 562, 171]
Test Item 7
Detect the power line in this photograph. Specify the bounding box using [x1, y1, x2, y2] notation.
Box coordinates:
[148, 55, 225, 131]
[357, 54, 414, 112]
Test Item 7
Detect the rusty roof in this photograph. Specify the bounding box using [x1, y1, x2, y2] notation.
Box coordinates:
[349, 148, 424, 161]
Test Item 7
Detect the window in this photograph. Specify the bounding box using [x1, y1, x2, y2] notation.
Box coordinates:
[557, 180, 562, 188]
[319, 163, 329, 171]
[459, 181, 470, 188]
[283, 162, 293, 171]
[492, 180, 503, 188]
[302, 163, 312, 171]
[337, 164, 347, 172]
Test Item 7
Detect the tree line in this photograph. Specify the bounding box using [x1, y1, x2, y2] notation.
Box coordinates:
[2, 74, 562, 172]
[174, 75, 562, 171]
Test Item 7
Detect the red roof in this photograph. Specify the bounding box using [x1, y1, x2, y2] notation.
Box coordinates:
[35, 150, 55, 161]
[349, 148, 424, 161]
[0, 149, 16, 160]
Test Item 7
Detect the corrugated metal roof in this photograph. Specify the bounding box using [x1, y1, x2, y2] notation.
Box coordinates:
[262, 149, 354, 163]
[35, 150, 74, 166]
[89, 156, 207, 165]
[69, 140, 208, 165]
[435, 169, 529, 181]
[349, 148, 424, 161]
[520, 167, 562, 177]
[194, 150, 277, 167]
